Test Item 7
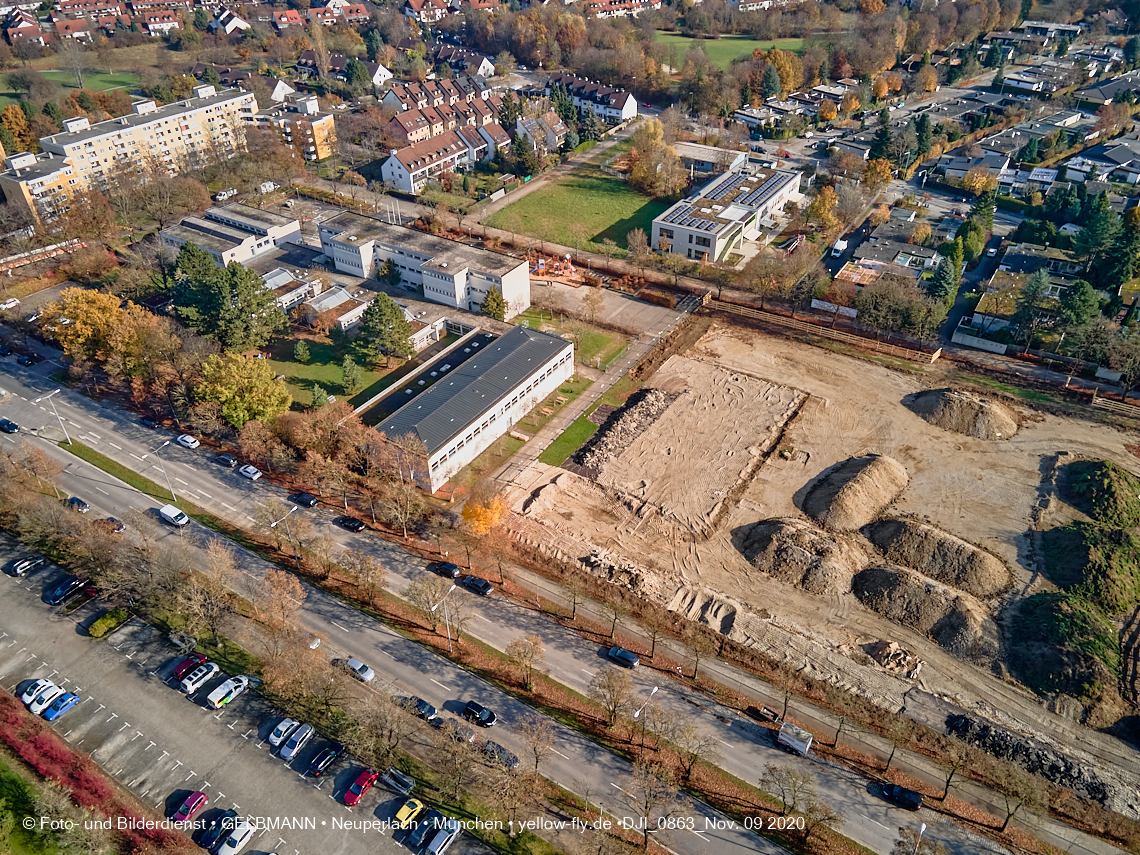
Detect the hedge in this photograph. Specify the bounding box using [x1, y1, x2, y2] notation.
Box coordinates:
[88, 609, 129, 639]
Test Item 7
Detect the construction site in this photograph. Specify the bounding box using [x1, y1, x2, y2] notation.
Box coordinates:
[503, 317, 1140, 823]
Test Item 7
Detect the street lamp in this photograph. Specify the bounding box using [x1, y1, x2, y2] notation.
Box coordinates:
[34, 389, 70, 445]
[632, 686, 659, 749]
[140, 440, 175, 502]
[912, 822, 927, 855]
[430, 584, 458, 654]
[270, 506, 302, 573]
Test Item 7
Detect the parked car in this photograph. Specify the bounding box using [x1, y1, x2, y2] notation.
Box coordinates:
[42, 692, 80, 722]
[215, 818, 254, 855]
[98, 517, 126, 533]
[307, 741, 344, 777]
[431, 716, 475, 744]
[172, 653, 207, 681]
[405, 809, 443, 850]
[607, 646, 640, 668]
[394, 797, 424, 829]
[426, 817, 461, 855]
[8, 555, 45, 577]
[461, 575, 493, 596]
[140, 417, 161, 429]
[280, 723, 314, 761]
[45, 574, 93, 605]
[462, 700, 497, 727]
[429, 561, 461, 579]
[63, 497, 90, 513]
[237, 464, 261, 481]
[379, 766, 414, 796]
[336, 657, 375, 683]
[0, 418, 19, 434]
[288, 492, 318, 508]
[175, 434, 199, 449]
[205, 675, 249, 709]
[28, 684, 65, 715]
[0, 298, 20, 310]
[344, 768, 379, 806]
[268, 717, 300, 748]
[179, 662, 220, 694]
[0, 346, 11, 356]
[336, 516, 366, 532]
[21, 678, 54, 706]
[16, 354, 42, 366]
[481, 741, 520, 770]
[158, 504, 189, 527]
[399, 697, 438, 721]
[198, 809, 237, 851]
[880, 783, 924, 811]
[215, 453, 238, 468]
[172, 791, 208, 823]
[215, 189, 237, 201]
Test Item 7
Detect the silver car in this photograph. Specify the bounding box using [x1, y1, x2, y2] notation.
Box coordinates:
[180, 662, 220, 694]
[268, 718, 300, 747]
[280, 723, 314, 761]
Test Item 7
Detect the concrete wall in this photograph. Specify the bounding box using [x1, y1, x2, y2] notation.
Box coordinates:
[952, 328, 1009, 354]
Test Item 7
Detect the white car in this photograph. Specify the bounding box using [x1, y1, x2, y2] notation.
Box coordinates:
[279, 722, 314, 761]
[339, 658, 375, 683]
[29, 684, 65, 715]
[206, 675, 249, 709]
[0, 298, 19, 311]
[176, 434, 200, 449]
[268, 718, 300, 747]
[21, 678, 54, 705]
[215, 819, 255, 855]
[180, 662, 220, 694]
[237, 464, 261, 481]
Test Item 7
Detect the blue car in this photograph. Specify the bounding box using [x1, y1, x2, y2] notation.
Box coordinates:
[42, 692, 80, 722]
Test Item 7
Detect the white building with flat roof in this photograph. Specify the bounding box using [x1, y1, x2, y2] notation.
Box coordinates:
[160, 204, 302, 266]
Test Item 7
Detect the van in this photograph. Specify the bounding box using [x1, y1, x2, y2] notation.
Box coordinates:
[159, 504, 189, 527]
[425, 818, 461, 855]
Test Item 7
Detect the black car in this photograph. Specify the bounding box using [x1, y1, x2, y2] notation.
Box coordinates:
[429, 561, 461, 579]
[63, 496, 90, 513]
[45, 574, 93, 606]
[17, 354, 42, 366]
[337, 516, 366, 532]
[405, 809, 443, 849]
[198, 809, 238, 850]
[140, 416, 160, 429]
[308, 742, 345, 777]
[880, 784, 923, 811]
[462, 700, 497, 727]
[288, 492, 318, 508]
[0, 418, 19, 434]
[0, 346, 11, 357]
[6, 555, 45, 577]
[482, 741, 520, 770]
[215, 453, 238, 468]
[461, 575, 493, 596]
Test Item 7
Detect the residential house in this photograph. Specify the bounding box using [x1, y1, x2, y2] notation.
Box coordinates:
[515, 111, 567, 155]
[431, 44, 495, 78]
[584, 0, 661, 17]
[295, 50, 392, 88]
[380, 125, 501, 193]
[403, 0, 449, 22]
[271, 9, 302, 28]
[543, 71, 637, 125]
[140, 10, 180, 34]
[54, 18, 91, 40]
[209, 8, 249, 34]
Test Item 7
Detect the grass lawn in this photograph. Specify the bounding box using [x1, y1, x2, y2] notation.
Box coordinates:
[41, 70, 141, 93]
[538, 414, 599, 466]
[514, 308, 629, 366]
[654, 32, 805, 68]
[484, 164, 669, 255]
[0, 752, 59, 855]
[264, 336, 388, 408]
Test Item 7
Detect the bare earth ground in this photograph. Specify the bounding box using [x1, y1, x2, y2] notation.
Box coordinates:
[506, 321, 1140, 816]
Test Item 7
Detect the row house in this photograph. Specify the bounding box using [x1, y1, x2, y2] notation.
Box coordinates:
[127, 0, 191, 9]
[56, 0, 124, 16]
[583, 0, 661, 17]
[295, 50, 392, 88]
[403, 0, 449, 22]
[431, 44, 495, 78]
[543, 72, 637, 125]
[382, 75, 491, 113]
[381, 124, 507, 194]
[139, 9, 180, 34]
[386, 95, 501, 145]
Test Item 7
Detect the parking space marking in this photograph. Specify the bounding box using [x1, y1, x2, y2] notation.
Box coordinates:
[106, 712, 118, 722]
[118, 722, 130, 732]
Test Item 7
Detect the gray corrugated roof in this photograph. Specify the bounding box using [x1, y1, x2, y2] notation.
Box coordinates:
[379, 325, 572, 456]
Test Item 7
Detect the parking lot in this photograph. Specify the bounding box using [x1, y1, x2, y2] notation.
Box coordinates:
[0, 534, 489, 855]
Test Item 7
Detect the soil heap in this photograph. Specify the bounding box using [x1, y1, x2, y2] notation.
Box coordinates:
[739, 517, 872, 595]
[908, 388, 1018, 440]
[803, 455, 909, 532]
[865, 518, 1013, 599]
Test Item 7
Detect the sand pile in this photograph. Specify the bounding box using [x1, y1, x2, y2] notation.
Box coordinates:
[668, 587, 741, 635]
[908, 389, 1018, 440]
[865, 518, 1013, 599]
[739, 517, 873, 595]
[803, 455, 909, 532]
[852, 565, 999, 663]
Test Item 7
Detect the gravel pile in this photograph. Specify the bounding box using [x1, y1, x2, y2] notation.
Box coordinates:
[865, 518, 1013, 599]
[804, 455, 909, 532]
[572, 388, 678, 477]
[947, 714, 1114, 805]
[908, 388, 1019, 440]
[740, 517, 872, 595]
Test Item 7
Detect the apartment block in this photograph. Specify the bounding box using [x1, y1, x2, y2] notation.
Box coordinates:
[251, 95, 338, 161]
[0, 85, 256, 222]
[380, 124, 508, 194]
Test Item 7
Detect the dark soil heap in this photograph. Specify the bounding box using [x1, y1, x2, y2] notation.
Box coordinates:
[907, 388, 1019, 440]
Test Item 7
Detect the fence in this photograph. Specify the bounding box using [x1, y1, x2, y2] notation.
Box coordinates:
[708, 299, 941, 364]
[0, 239, 85, 273]
[1091, 390, 1140, 421]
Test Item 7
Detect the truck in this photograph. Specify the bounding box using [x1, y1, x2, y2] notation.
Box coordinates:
[831, 237, 848, 258]
[776, 722, 813, 756]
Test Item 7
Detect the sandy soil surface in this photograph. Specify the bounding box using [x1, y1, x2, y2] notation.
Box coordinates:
[507, 321, 1140, 813]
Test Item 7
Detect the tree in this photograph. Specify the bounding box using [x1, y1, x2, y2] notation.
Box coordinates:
[1127, 36, 1140, 69]
[589, 666, 632, 727]
[38, 288, 124, 363]
[579, 108, 604, 142]
[892, 827, 947, 855]
[915, 114, 932, 155]
[994, 765, 1043, 832]
[927, 238, 962, 306]
[434, 724, 478, 800]
[805, 185, 838, 230]
[294, 340, 311, 364]
[627, 119, 684, 198]
[869, 120, 893, 162]
[195, 352, 292, 429]
[57, 37, 85, 89]
[494, 50, 516, 77]
[1072, 192, 1120, 275]
[406, 575, 450, 631]
[760, 763, 816, 816]
[801, 799, 844, 844]
[819, 100, 838, 122]
[344, 57, 372, 90]
[462, 484, 508, 535]
[970, 189, 996, 233]
[517, 715, 555, 771]
[762, 63, 782, 98]
[355, 292, 414, 368]
[625, 761, 679, 851]
[626, 227, 649, 259]
[962, 167, 998, 195]
[172, 248, 286, 351]
[309, 22, 331, 79]
[673, 722, 722, 782]
[1019, 136, 1039, 164]
[506, 634, 545, 690]
[910, 222, 931, 245]
[869, 203, 891, 226]
[862, 158, 892, 192]
[481, 286, 506, 321]
[341, 356, 362, 395]
[1058, 280, 1100, 329]
[343, 551, 386, 608]
[1014, 268, 1050, 351]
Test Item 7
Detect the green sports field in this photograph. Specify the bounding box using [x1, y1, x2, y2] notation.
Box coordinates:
[654, 32, 805, 69]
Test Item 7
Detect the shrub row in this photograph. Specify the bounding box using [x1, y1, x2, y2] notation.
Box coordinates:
[89, 608, 129, 639]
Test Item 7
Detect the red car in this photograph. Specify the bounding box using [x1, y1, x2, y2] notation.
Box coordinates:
[173, 790, 207, 823]
[343, 768, 378, 806]
[173, 653, 207, 681]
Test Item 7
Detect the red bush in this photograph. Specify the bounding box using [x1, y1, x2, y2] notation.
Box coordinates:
[29, 732, 72, 766]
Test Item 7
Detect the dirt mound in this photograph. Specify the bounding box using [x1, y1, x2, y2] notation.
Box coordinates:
[865, 518, 1012, 599]
[738, 517, 873, 595]
[668, 587, 741, 635]
[851, 565, 999, 663]
[1060, 459, 1140, 528]
[907, 388, 1018, 440]
[803, 455, 909, 532]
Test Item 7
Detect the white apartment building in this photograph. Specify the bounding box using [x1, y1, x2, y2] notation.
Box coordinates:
[318, 211, 530, 319]
[0, 85, 256, 222]
[378, 326, 574, 492]
[160, 204, 303, 266]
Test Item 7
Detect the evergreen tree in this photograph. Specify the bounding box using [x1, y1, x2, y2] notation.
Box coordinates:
[869, 119, 893, 162]
[481, 286, 506, 321]
[1019, 137, 1039, 163]
[1072, 192, 1121, 275]
[1056, 37, 1069, 57]
[344, 58, 372, 90]
[762, 63, 782, 99]
[1058, 280, 1101, 329]
[498, 92, 521, 130]
[562, 128, 580, 151]
[341, 356, 362, 394]
[355, 292, 414, 368]
[579, 108, 604, 141]
[364, 30, 383, 63]
[1127, 36, 1140, 69]
[294, 340, 311, 364]
[193, 7, 210, 29]
[971, 189, 996, 233]
[512, 135, 541, 176]
[928, 238, 963, 306]
[311, 385, 330, 408]
[1111, 208, 1140, 290]
[915, 114, 932, 155]
[1019, 0, 1031, 23]
[551, 84, 576, 127]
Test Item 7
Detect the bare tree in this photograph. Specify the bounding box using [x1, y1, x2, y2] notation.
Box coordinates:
[892, 826, 947, 855]
[343, 551, 387, 608]
[505, 634, 545, 690]
[801, 799, 844, 844]
[349, 693, 421, 763]
[582, 288, 605, 325]
[56, 37, 85, 88]
[405, 575, 450, 631]
[517, 715, 556, 771]
[938, 737, 974, 800]
[589, 666, 632, 728]
[600, 599, 624, 639]
[759, 763, 817, 816]
[686, 626, 718, 680]
[564, 577, 588, 620]
[433, 726, 478, 800]
[486, 767, 536, 826]
[642, 609, 671, 660]
[993, 765, 1043, 832]
[673, 722, 723, 782]
[625, 760, 679, 850]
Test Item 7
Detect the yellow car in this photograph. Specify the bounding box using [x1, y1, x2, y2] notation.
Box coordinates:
[394, 798, 424, 829]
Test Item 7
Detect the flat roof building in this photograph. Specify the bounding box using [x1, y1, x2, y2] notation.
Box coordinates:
[160, 203, 302, 266]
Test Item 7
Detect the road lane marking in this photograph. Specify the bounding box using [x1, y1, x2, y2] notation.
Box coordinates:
[108, 442, 121, 450]
[331, 621, 349, 632]
[550, 748, 570, 760]
[174, 477, 188, 486]
[429, 679, 450, 691]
